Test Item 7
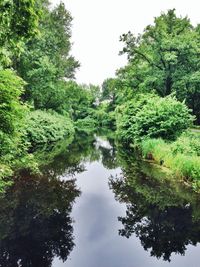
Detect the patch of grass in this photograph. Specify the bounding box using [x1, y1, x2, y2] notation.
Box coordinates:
[141, 138, 169, 160]
[141, 132, 200, 188]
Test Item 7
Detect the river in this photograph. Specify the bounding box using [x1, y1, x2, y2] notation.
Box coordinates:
[0, 132, 200, 267]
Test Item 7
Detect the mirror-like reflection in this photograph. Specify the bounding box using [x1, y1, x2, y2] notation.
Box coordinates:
[110, 148, 200, 262]
[36, 133, 99, 177]
[0, 171, 80, 267]
[1, 132, 200, 266]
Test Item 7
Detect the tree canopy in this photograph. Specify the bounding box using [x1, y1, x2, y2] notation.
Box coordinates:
[16, 1, 79, 108]
[0, 0, 40, 67]
[118, 9, 200, 123]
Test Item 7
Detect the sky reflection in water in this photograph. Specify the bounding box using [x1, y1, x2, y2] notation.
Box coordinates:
[0, 133, 200, 267]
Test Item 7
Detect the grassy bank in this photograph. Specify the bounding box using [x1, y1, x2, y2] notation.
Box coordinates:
[140, 132, 200, 189]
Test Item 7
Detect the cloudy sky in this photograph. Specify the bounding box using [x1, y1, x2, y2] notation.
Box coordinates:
[52, 0, 199, 85]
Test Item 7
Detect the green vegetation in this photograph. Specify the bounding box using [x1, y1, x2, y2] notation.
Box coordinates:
[118, 9, 200, 124]
[94, 102, 116, 129]
[17, 2, 79, 108]
[0, 70, 26, 158]
[24, 110, 74, 145]
[0, 69, 33, 183]
[0, 0, 85, 190]
[0, 0, 103, 191]
[110, 156, 200, 261]
[111, 9, 200, 188]
[75, 117, 97, 133]
[0, 0, 39, 67]
[116, 94, 193, 143]
[98, 12, 200, 190]
[140, 132, 200, 187]
[0, 2, 200, 193]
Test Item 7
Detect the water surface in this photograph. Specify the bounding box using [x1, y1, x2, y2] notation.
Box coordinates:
[1, 133, 200, 267]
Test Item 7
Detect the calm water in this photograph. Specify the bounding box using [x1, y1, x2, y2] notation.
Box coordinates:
[1, 133, 200, 267]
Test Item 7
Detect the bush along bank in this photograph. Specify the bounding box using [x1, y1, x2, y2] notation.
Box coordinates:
[116, 93, 200, 190]
[24, 110, 75, 146]
[0, 0, 79, 192]
[116, 94, 194, 143]
[0, 108, 75, 192]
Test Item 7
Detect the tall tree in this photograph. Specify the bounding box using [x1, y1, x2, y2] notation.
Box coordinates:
[102, 78, 118, 105]
[17, 1, 79, 109]
[118, 9, 200, 123]
[0, 0, 39, 67]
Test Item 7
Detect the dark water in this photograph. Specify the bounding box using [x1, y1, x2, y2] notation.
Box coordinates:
[1, 133, 200, 267]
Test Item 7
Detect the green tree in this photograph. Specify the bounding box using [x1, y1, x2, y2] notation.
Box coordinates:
[119, 9, 200, 123]
[62, 82, 99, 120]
[0, 0, 39, 67]
[101, 78, 118, 106]
[17, 2, 79, 109]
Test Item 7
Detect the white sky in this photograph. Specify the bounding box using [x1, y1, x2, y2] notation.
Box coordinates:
[52, 0, 200, 85]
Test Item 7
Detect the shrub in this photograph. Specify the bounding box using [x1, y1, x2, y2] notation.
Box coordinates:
[24, 110, 74, 145]
[116, 94, 194, 143]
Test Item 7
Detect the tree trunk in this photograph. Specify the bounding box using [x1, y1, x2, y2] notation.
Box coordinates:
[165, 75, 172, 96]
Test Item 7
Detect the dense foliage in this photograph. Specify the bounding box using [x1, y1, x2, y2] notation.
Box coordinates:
[0, 69, 27, 159]
[0, 0, 39, 67]
[109, 9, 200, 185]
[0, 0, 80, 188]
[0, 2, 200, 191]
[118, 9, 200, 124]
[16, 2, 79, 108]
[93, 102, 116, 129]
[24, 110, 74, 145]
[116, 94, 193, 142]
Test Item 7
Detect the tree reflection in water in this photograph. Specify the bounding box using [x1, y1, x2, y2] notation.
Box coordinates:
[2, 131, 199, 265]
[109, 149, 200, 262]
[0, 171, 80, 267]
[0, 132, 114, 267]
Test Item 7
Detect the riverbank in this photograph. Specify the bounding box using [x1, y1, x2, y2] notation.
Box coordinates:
[3, 132, 200, 266]
[140, 131, 200, 190]
[0, 110, 75, 192]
